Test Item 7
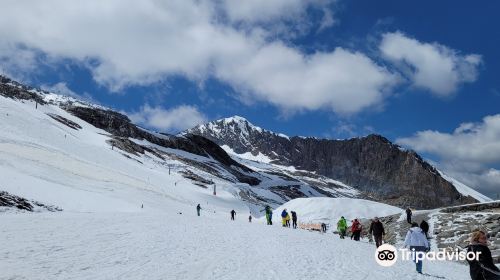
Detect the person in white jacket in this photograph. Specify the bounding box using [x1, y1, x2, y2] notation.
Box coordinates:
[404, 222, 430, 274]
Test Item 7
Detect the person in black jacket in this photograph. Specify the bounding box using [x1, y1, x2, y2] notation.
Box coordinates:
[230, 209, 236, 220]
[406, 208, 412, 224]
[291, 211, 298, 229]
[369, 217, 385, 248]
[467, 229, 500, 280]
[196, 204, 201, 216]
[420, 220, 429, 238]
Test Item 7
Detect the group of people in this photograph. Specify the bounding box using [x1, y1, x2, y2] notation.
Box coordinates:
[335, 216, 385, 245]
[196, 204, 499, 279]
[280, 209, 298, 229]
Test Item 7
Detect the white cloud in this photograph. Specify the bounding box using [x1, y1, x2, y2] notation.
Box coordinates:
[0, 0, 399, 116]
[0, 43, 39, 82]
[221, 0, 335, 24]
[128, 105, 207, 133]
[216, 44, 399, 114]
[42, 82, 78, 98]
[380, 32, 481, 96]
[396, 114, 500, 198]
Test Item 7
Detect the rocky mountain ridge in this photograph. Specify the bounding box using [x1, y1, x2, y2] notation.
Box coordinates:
[187, 116, 481, 209]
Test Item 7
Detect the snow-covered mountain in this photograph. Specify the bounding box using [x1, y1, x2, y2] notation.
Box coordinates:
[187, 116, 491, 208]
[0, 75, 362, 214]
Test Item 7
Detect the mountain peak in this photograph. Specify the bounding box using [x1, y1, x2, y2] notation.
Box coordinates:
[222, 115, 249, 124]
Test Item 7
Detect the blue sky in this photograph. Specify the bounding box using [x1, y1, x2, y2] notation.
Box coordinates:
[1, 0, 499, 198]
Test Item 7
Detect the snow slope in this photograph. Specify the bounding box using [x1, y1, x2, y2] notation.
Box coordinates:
[270, 197, 402, 225]
[439, 171, 492, 203]
[0, 95, 249, 216]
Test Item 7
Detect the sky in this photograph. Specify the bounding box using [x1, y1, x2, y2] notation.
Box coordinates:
[0, 0, 499, 198]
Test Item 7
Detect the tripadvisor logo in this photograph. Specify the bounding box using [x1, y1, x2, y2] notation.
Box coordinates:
[375, 244, 398, 267]
[375, 244, 482, 267]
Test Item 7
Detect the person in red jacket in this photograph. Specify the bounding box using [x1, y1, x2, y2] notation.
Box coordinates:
[351, 219, 362, 241]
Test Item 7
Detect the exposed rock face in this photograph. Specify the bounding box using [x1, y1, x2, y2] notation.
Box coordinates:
[187, 117, 478, 209]
[0, 191, 62, 212]
[0, 75, 46, 104]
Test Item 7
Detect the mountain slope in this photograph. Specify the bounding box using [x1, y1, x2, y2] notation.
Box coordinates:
[187, 116, 487, 208]
[0, 75, 362, 213]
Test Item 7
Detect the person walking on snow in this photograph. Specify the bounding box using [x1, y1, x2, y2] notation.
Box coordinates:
[406, 207, 412, 224]
[230, 209, 236, 220]
[466, 229, 500, 280]
[281, 209, 288, 227]
[404, 222, 430, 274]
[369, 217, 385, 248]
[337, 216, 347, 239]
[351, 219, 362, 241]
[291, 211, 298, 229]
[263, 205, 273, 225]
[196, 204, 201, 216]
[285, 212, 291, 227]
[248, 215, 252, 223]
[420, 220, 429, 239]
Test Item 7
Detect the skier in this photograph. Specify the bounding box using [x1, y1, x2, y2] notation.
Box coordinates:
[351, 219, 362, 241]
[285, 212, 291, 227]
[467, 229, 500, 280]
[404, 222, 430, 274]
[420, 220, 429, 239]
[196, 204, 201, 216]
[291, 211, 298, 229]
[230, 209, 236, 220]
[248, 215, 252, 223]
[337, 216, 347, 239]
[369, 217, 385, 248]
[281, 209, 288, 227]
[406, 207, 412, 224]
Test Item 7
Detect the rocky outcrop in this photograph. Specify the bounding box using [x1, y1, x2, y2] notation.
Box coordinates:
[188, 117, 478, 209]
[0, 191, 62, 212]
[47, 113, 82, 130]
[0, 75, 46, 104]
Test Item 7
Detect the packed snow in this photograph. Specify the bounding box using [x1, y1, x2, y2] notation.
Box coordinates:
[270, 197, 403, 225]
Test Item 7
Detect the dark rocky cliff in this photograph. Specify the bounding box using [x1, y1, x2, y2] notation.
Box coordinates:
[187, 117, 478, 209]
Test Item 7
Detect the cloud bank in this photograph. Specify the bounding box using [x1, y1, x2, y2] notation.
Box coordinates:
[380, 32, 481, 96]
[397, 114, 500, 198]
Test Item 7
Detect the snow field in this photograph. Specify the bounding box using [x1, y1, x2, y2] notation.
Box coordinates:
[0, 210, 471, 280]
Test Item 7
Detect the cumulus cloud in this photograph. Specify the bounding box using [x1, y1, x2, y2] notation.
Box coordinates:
[216, 43, 399, 114]
[0, 0, 398, 115]
[380, 32, 482, 96]
[397, 114, 500, 198]
[127, 105, 207, 133]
